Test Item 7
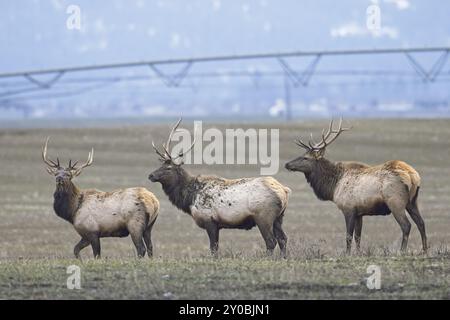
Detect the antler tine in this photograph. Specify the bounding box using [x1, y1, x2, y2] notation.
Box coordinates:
[68, 159, 79, 169]
[294, 138, 312, 150]
[173, 137, 197, 161]
[49, 159, 59, 167]
[320, 117, 352, 147]
[314, 119, 334, 149]
[164, 118, 182, 154]
[152, 140, 169, 161]
[295, 118, 351, 152]
[77, 148, 94, 170]
[88, 149, 94, 165]
[42, 137, 60, 168]
[162, 144, 173, 160]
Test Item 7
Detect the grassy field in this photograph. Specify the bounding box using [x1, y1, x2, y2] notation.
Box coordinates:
[0, 119, 449, 299]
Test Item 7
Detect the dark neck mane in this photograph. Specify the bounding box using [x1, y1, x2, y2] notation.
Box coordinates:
[53, 181, 81, 224]
[161, 168, 200, 215]
[304, 159, 343, 201]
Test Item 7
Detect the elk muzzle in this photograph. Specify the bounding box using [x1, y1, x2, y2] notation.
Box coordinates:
[285, 161, 298, 171]
[148, 173, 157, 182]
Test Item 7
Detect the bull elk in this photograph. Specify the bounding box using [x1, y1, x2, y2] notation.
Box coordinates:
[42, 138, 159, 259]
[148, 119, 291, 257]
[285, 119, 427, 254]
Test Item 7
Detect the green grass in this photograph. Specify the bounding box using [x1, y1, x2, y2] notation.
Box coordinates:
[1, 254, 449, 299]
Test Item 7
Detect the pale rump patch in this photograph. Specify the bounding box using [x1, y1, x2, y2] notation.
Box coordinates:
[384, 160, 420, 200]
[364, 160, 421, 201]
[262, 176, 291, 212]
[137, 187, 160, 226]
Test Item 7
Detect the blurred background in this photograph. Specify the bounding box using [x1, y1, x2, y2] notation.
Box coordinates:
[0, 0, 449, 122]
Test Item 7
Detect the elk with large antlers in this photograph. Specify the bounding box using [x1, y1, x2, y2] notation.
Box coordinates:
[42, 138, 159, 259]
[148, 119, 291, 257]
[285, 119, 427, 254]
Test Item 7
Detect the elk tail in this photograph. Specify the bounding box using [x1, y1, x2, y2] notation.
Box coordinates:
[138, 188, 160, 228]
[280, 186, 291, 216]
[410, 186, 420, 206]
[149, 197, 160, 227]
[407, 170, 421, 202]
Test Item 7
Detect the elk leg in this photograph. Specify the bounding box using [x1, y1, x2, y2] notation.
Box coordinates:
[273, 215, 287, 258]
[128, 221, 146, 258]
[74, 238, 90, 259]
[205, 222, 219, 258]
[406, 203, 427, 253]
[143, 224, 154, 258]
[130, 233, 146, 258]
[344, 213, 356, 255]
[255, 217, 277, 256]
[391, 208, 411, 252]
[90, 236, 101, 259]
[354, 216, 363, 253]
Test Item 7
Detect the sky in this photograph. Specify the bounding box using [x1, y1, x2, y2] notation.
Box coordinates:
[0, 0, 449, 119]
[1, 0, 449, 71]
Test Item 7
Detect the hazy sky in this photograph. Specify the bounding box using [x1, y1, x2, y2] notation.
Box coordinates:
[1, 0, 449, 72]
[1, 0, 449, 120]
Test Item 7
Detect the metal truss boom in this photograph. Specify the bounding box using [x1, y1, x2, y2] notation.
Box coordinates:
[0, 47, 448, 79]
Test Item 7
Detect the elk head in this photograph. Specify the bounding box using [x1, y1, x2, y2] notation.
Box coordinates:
[148, 118, 195, 185]
[285, 118, 351, 173]
[42, 137, 94, 188]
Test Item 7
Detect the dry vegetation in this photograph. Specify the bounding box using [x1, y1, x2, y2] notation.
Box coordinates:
[0, 119, 449, 299]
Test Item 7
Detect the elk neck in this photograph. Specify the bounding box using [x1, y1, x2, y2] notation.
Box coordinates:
[304, 158, 344, 201]
[161, 166, 200, 215]
[53, 180, 82, 224]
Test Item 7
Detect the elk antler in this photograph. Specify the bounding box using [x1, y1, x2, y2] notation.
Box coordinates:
[71, 148, 94, 176]
[172, 136, 196, 162]
[152, 140, 170, 161]
[295, 118, 352, 152]
[68, 160, 78, 170]
[151, 118, 195, 163]
[42, 137, 61, 174]
[163, 117, 182, 157]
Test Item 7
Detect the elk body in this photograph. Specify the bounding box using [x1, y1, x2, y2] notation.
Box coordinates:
[148, 119, 291, 257]
[42, 138, 159, 259]
[285, 120, 427, 254]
